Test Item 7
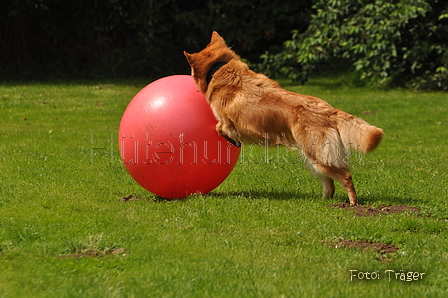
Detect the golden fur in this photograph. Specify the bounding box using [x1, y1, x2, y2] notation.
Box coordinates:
[184, 32, 384, 206]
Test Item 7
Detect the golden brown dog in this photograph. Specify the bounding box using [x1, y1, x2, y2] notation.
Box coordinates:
[184, 32, 384, 205]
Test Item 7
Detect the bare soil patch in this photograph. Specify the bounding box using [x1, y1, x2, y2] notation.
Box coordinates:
[333, 239, 399, 254]
[121, 194, 146, 202]
[325, 238, 399, 262]
[121, 194, 169, 202]
[59, 248, 125, 259]
[326, 203, 420, 217]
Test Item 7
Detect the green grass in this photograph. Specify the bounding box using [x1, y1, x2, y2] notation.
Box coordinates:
[1, 77, 447, 297]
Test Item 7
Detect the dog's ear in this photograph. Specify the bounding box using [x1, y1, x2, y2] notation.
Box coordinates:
[210, 31, 226, 45]
[183, 51, 193, 65]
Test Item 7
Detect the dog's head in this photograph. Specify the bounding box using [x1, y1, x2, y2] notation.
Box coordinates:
[184, 31, 238, 93]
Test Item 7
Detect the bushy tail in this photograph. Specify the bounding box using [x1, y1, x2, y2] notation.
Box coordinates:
[338, 115, 384, 154]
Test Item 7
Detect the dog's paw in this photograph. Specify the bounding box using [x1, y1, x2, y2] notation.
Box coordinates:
[232, 140, 242, 147]
[222, 135, 242, 147]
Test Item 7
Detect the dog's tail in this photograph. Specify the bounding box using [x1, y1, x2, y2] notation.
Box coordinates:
[338, 114, 384, 154]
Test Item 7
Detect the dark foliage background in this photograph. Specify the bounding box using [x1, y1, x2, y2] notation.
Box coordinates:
[2, 0, 447, 90]
[0, 0, 312, 80]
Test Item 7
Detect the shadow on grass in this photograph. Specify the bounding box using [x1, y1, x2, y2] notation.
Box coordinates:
[357, 194, 426, 207]
[119, 191, 313, 203]
[208, 190, 314, 201]
[208, 190, 424, 207]
[120, 191, 424, 208]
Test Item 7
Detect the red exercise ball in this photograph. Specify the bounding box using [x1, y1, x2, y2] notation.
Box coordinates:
[118, 75, 241, 199]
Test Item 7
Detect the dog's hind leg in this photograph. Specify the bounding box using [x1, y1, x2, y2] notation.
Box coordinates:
[298, 128, 357, 205]
[306, 163, 335, 199]
[306, 162, 357, 205]
[319, 175, 335, 199]
[317, 164, 357, 206]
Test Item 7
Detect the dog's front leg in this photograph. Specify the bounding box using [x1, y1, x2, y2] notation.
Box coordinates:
[216, 121, 241, 147]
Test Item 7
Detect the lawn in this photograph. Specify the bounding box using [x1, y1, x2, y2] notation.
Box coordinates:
[0, 76, 447, 297]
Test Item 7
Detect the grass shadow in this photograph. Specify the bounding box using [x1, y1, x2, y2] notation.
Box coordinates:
[121, 191, 424, 208]
[357, 193, 426, 207]
[209, 190, 424, 208]
[209, 190, 320, 201]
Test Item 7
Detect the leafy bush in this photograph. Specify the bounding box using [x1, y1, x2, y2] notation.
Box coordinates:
[262, 0, 448, 90]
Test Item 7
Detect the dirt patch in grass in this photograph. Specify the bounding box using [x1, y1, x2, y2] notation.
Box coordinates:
[121, 194, 171, 202]
[326, 203, 420, 217]
[121, 194, 146, 202]
[59, 248, 125, 259]
[333, 239, 399, 254]
[325, 238, 399, 262]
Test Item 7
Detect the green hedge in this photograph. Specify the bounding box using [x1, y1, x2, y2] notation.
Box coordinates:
[261, 0, 448, 90]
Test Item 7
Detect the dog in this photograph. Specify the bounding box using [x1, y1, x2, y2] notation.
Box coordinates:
[184, 32, 384, 206]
